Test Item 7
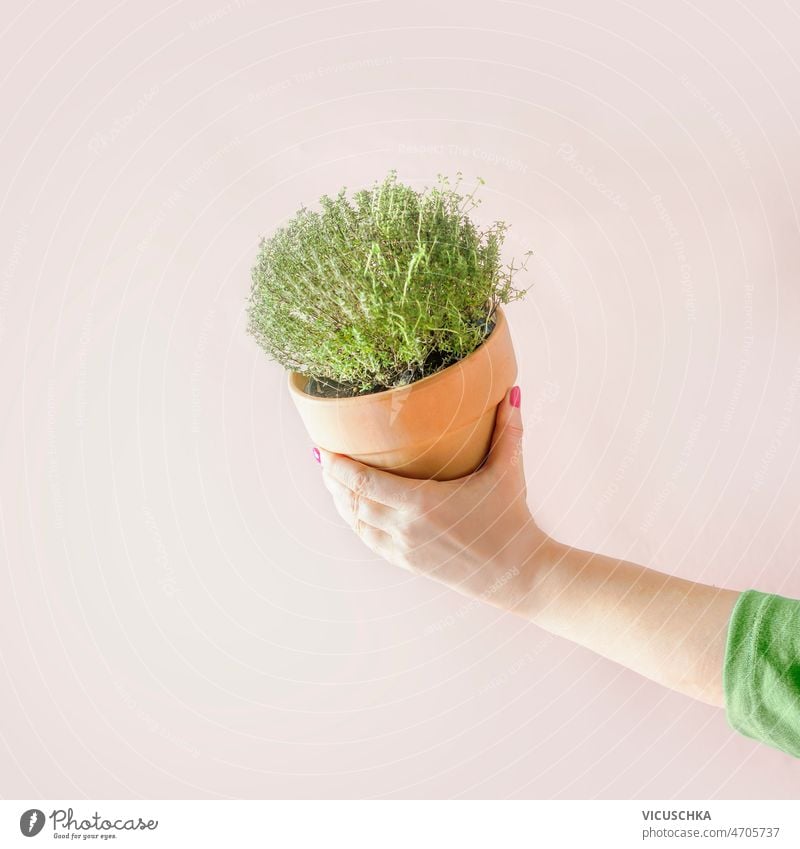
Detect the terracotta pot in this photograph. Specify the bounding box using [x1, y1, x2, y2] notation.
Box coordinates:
[287, 309, 517, 481]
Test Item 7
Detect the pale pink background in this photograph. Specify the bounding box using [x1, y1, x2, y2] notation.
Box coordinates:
[1, 0, 799, 799]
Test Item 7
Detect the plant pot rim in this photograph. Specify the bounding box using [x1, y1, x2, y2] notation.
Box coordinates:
[287, 307, 509, 405]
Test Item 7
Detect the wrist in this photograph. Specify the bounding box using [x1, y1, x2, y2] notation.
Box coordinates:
[495, 526, 568, 623]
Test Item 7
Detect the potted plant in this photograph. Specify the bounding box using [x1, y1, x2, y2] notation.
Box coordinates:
[247, 171, 529, 480]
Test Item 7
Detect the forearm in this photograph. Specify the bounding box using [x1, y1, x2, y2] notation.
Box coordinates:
[318, 392, 742, 708]
[523, 541, 741, 706]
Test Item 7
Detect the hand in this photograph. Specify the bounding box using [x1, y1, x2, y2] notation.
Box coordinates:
[317, 386, 555, 617]
[317, 386, 742, 708]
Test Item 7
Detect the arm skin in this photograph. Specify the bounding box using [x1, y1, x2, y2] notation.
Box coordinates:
[317, 385, 741, 709]
[529, 544, 740, 706]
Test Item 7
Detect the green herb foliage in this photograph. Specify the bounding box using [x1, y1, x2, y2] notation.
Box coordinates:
[247, 171, 529, 396]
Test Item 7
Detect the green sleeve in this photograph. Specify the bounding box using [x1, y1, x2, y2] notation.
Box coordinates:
[723, 588, 800, 758]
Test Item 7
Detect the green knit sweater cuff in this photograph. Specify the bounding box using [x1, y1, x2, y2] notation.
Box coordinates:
[723, 588, 800, 758]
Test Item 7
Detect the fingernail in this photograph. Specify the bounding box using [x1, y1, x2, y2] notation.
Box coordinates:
[509, 386, 521, 408]
[311, 447, 321, 465]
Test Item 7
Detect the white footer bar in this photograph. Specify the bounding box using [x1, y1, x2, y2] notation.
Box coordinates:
[2, 800, 796, 848]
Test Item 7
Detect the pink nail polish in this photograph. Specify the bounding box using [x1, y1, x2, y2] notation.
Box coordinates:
[312, 447, 321, 464]
[509, 386, 521, 408]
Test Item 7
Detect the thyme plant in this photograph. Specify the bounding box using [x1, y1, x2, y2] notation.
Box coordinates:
[247, 171, 528, 396]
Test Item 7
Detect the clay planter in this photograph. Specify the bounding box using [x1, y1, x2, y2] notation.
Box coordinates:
[288, 309, 517, 481]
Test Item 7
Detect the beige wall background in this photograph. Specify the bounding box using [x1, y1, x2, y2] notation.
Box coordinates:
[1, 0, 799, 798]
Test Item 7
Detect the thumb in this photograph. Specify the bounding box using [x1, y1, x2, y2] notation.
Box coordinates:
[482, 385, 525, 477]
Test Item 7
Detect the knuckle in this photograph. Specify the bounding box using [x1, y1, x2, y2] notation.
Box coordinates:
[349, 487, 361, 517]
[394, 523, 414, 548]
[349, 469, 369, 497]
[362, 501, 379, 527]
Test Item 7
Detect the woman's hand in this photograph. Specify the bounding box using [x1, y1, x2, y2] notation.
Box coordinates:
[317, 386, 554, 617]
[316, 384, 742, 705]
